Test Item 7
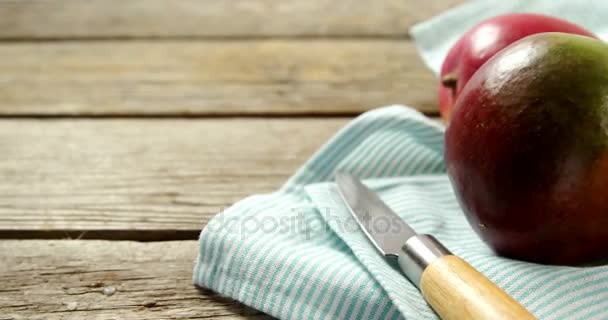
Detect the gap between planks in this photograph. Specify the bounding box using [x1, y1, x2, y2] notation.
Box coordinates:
[0, 112, 411, 119]
[0, 230, 201, 241]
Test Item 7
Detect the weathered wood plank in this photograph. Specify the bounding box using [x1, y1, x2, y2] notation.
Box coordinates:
[0, 0, 464, 39]
[0, 40, 438, 116]
[0, 118, 347, 235]
[0, 240, 268, 319]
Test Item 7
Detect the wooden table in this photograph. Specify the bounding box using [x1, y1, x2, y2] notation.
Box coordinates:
[0, 1, 462, 318]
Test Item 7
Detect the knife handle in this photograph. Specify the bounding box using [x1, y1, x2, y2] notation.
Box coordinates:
[398, 235, 535, 320]
[420, 255, 535, 320]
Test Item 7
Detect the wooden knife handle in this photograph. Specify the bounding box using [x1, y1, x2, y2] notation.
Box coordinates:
[420, 255, 536, 320]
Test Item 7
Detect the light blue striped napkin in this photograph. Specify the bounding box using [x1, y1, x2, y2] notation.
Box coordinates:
[194, 106, 608, 319]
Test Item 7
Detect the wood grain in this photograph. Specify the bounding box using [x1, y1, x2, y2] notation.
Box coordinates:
[0, 1, 462, 318]
[420, 255, 536, 320]
[0, 40, 438, 116]
[0, 0, 464, 39]
[0, 118, 347, 236]
[0, 239, 270, 319]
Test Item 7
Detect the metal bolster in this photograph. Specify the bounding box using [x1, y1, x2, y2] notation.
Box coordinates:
[397, 234, 452, 288]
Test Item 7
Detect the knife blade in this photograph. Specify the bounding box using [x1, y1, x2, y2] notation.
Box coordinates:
[335, 172, 415, 257]
[335, 173, 535, 320]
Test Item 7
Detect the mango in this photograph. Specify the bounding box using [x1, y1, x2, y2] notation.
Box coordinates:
[445, 33, 608, 265]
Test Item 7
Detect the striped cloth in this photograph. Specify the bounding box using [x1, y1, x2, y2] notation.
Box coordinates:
[193, 105, 608, 319]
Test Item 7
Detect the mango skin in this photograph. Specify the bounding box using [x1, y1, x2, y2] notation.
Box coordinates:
[438, 14, 596, 122]
[445, 33, 608, 265]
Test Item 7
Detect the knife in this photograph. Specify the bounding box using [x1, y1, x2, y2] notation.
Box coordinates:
[335, 173, 535, 320]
